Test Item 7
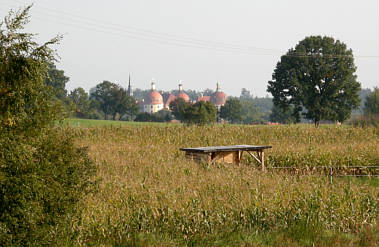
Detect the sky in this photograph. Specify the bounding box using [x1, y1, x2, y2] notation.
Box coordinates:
[1, 0, 378, 97]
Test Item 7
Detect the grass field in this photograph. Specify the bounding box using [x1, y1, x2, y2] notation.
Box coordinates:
[62, 118, 171, 127]
[64, 120, 378, 246]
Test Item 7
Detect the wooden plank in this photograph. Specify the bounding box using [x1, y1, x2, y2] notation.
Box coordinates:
[180, 145, 272, 153]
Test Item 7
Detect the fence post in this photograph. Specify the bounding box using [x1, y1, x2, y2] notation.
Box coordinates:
[329, 166, 333, 184]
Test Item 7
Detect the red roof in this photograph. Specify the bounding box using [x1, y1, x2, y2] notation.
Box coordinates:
[145, 90, 163, 105]
[197, 96, 211, 102]
[165, 94, 177, 108]
[211, 91, 227, 105]
[177, 92, 190, 102]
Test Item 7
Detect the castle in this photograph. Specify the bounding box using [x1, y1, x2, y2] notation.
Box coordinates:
[132, 80, 227, 113]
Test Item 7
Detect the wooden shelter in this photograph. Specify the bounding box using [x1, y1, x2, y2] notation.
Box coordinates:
[180, 145, 272, 171]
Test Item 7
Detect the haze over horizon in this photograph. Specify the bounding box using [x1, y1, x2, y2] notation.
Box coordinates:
[1, 0, 378, 97]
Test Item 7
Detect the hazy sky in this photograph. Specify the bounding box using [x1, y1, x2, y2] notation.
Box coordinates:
[1, 0, 378, 96]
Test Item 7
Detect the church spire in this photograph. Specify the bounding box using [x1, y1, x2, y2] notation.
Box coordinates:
[127, 74, 133, 97]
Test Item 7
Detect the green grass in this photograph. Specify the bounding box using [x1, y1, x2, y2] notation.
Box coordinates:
[61, 118, 173, 127]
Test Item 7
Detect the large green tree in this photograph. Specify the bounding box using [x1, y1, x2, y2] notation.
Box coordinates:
[90, 81, 139, 120]
[267, 36, 361, 126]
[182, 101, 217, 125]
[220, 97, 242, 123]
[0, 6, 95, 245]
[90, 81, 116, 120]
[110, 86, 138, 120]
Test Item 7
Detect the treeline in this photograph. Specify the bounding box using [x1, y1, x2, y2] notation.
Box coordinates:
[46, 66, 275, 123]
[48, 65, 376, 125]
[46, 58, 376, 125]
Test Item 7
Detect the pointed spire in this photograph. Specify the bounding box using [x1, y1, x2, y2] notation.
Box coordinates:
[216, 82, 221, 92]
[127, 74, 133, 97]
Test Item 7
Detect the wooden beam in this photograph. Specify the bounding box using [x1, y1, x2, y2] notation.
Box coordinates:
[247, 151, 261, 164]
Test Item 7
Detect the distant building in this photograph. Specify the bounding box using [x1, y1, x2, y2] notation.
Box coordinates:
[137, 80, 227, 113]
[197, 82, 227, 111]
[142, 81, 164, 114]
[164, 82, 190, 109]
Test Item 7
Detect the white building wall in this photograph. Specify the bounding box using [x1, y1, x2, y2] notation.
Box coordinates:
[143, 104, 164, 114]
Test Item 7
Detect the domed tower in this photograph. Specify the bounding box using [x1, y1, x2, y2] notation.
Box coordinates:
[176, 82, 190, 102]
[143, 80, 164, 113]
[211, 82, 227, 111]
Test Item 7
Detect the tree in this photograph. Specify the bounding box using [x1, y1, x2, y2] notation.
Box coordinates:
[267, 36, 361, 126]
[169, 98, 190, 121]
[240, 101, 264, 124]
[0, 6, 95, 245]
[110, 86, 138, 120]
[90, 81, 116, 120]
[45, 62, 69, 101]
[90, 81, 138, 120]
[68, 87, 91, 118]
[269, 104, 296, 124]
[182, 101, 217, 125]
[220, 97, 242, 123]
[0, 7, 62, 134]
[363, 87, 379, 116]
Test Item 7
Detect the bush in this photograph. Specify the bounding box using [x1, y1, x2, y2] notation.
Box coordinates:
[0, 6, 96, 245]
[0, 128, 96, 245]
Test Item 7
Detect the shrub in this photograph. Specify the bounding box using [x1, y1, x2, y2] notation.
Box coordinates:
[0, 129, 96, 245]
[0, 6, 96, 245]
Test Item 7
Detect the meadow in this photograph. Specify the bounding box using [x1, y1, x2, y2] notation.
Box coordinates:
[65, 120, 378, 246]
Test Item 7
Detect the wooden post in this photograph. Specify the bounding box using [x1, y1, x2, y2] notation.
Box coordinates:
[261, 151, 265, 171]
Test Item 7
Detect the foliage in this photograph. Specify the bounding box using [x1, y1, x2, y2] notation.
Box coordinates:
[90, 81, 138, 120]
[267, 36, 361, 126]
[240, 100, 264, 124]
[0, 6, 96, 245]
[68, 87, 91, 118]
[135, 110, 172, 123]
[0, 6, 62, 135]
[239, 88, 273, 122]
[169, 97, 189, 121]
[182, 101, 217, 125]
[110, 86, 138, 120]
[0, 128, 96, 246]
[363, 87, 379, 116]
[220, 97, 242, 123]
[89, 81, 116, 120]
[45, 62, 69, 102]
[352, 88, 373, 114]
[269, 104, 296, 124]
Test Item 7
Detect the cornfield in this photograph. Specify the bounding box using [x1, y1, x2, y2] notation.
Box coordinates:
[66, 124, 378, 246]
